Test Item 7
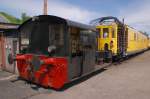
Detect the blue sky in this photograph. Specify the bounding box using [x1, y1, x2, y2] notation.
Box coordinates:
[1, 0, 150, 34]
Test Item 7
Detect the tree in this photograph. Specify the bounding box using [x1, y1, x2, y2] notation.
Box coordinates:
[21, 13, 30, 23]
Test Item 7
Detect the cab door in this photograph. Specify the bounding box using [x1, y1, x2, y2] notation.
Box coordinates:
[99, 26, 110, 51]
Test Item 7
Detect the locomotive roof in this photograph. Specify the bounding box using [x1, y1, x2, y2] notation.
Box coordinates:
[18, 15, 95, 31]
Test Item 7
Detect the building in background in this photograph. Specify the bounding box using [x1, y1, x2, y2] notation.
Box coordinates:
[0, 15, 19, 74]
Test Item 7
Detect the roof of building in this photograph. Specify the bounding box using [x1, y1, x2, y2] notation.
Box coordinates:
[0, 15, 9, 23]
[0, 22, 19, 30]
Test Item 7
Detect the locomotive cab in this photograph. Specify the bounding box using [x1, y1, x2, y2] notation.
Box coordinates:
[19, 16, 66, 56]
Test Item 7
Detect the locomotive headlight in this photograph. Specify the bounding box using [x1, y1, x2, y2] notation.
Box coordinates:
[48, 45, 56, 53]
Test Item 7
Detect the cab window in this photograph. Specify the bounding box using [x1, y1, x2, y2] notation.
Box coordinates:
[103, 28, 109, 38]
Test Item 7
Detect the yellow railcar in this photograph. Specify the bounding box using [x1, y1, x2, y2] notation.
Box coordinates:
[92, 16, 149, 61]
[126, 26, 148, 55]
[148, 38, 150, 48]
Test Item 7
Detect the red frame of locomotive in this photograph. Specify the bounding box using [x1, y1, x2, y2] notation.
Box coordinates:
[16, 54, 68, 89]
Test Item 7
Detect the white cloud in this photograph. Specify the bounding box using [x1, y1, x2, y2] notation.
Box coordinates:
[118, 0, 150, 34]
[2, 0, 149, 34]
[1, 0, 43, 17]
[0, 0, 103, 24]
[47, 0, 102, 23]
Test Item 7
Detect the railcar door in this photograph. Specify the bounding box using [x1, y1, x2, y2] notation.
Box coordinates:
[80, 31, 95, 75]
[68, 28, 96, 79]
[69, 27, 82, 79]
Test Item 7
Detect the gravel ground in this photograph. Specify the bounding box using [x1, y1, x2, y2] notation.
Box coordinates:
[30, 51, 150, 99]
[0, 70, 52, 99]
[0, 50, 150, 99]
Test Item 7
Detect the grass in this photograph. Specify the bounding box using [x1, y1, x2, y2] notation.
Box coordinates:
[0, 12, 21, 24]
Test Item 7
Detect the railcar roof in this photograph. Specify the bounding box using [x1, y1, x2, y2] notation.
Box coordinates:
[90, 16, 122, 26]
[18, 15, 95, 31]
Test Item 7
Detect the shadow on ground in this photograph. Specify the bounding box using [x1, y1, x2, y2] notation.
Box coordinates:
[10, 68, 107, 92]
[59, 68, 107, 91]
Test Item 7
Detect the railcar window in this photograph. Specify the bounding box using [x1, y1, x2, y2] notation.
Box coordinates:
[137, 33, 139, 41]
[103, 28, 109, 38]
[69, 27, 80, 55]
[80, 30, 95, 49]
[112, 28, 115, 38]
[134, 33, 136, 41]
[96, 28, 101, 38]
